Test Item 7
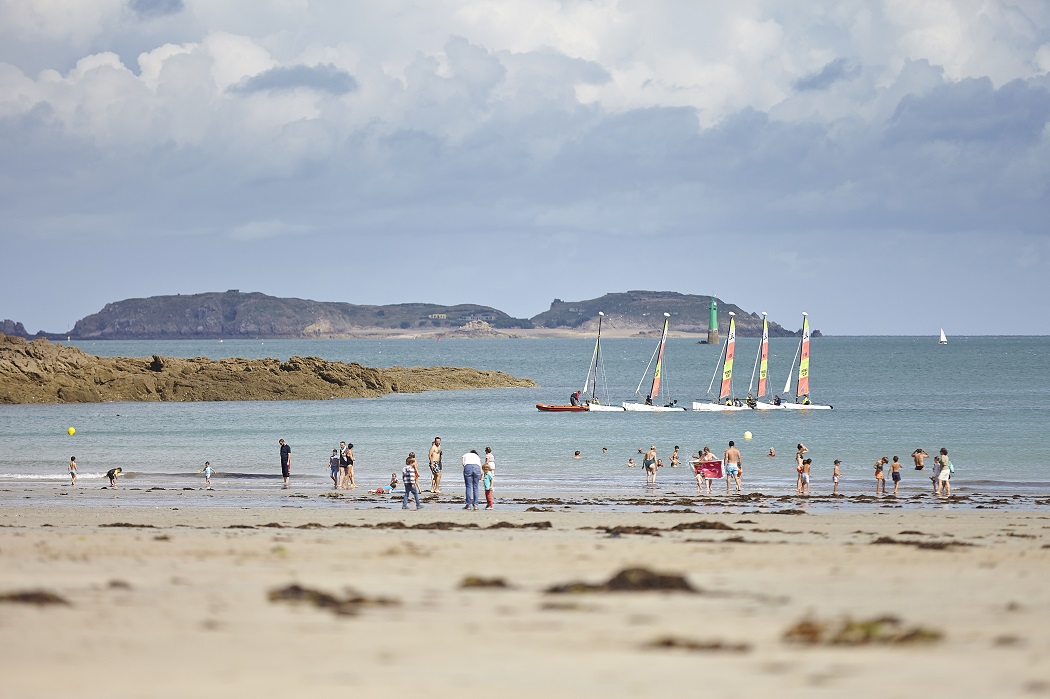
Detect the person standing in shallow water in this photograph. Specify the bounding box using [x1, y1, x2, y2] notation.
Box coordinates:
[643, 446, 657, 486]
[429, 437, 443, 494]
[462, 449, 482, 510]
[279, 439, 291, 487]
[724, 440, 742, 494]
[68, 456, 77, 486]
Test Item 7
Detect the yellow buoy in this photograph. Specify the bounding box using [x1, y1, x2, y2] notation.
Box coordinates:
[67, 427, 76, 436]
[743, 431, 753, 440]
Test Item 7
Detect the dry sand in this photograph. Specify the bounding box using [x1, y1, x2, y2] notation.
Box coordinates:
[1, 506, 1048, 698]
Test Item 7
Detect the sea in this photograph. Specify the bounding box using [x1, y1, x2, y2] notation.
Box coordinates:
[2, 336, 1048, 511]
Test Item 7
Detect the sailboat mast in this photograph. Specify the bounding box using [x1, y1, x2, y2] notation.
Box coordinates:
[796, 313, 810, 399]
[591, 312, 604, 402]
[718, 313, 736, 401]
[649, 313, 670, 401]
[748, 311, 767, 395]
[784, 325, 803, 395]
[757, 315, 769, 398]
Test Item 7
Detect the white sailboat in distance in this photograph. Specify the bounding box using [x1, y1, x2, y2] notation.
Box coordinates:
[939, 328, 948, 345]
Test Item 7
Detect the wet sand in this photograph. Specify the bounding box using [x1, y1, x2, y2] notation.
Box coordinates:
[1, 506, 1048, 697]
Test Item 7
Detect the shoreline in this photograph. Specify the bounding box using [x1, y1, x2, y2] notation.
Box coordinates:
[1, 505, 1048, 697]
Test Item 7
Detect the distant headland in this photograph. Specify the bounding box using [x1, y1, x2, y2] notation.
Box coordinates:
[4, 290, 816, 341]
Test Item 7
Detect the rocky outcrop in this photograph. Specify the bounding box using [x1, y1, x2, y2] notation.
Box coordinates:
[446, 321, 519, 338]
[0, 334, 536, 404]
[0, 320, 29, 338]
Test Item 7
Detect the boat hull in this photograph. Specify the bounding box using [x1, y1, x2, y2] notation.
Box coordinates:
[536, 404, 587, 412]
[691, 402, 751, 412]
[779, 402, 833, 410]
[623, 402, 686, 412]
[587, 404, 626, 412]
[752, 402, 784, 411]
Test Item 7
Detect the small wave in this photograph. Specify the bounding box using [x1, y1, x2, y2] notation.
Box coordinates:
[0, 473, 106, 480]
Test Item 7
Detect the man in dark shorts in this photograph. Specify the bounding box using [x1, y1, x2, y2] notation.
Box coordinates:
[911, 448, 930, 470]
[428, 437, 443, 493]
[279, 439, 291, 487]
[890, 455, 903, 495]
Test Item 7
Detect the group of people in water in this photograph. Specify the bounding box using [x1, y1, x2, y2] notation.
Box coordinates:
[626, 442, 956, 497]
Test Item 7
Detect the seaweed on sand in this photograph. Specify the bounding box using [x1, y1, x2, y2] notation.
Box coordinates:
[268, 584, 399, 617]
[459, 576, 510, 589]
[546, 567, 697, 594]
[783, 616, 942, 646]
[0, 590, 69, 606]
[671, 520, 736, 531]
[645, 636, 750, 653]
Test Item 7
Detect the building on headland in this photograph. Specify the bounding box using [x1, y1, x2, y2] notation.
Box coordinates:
[707, 299, 719, 344]
[427, 313, 447, 320]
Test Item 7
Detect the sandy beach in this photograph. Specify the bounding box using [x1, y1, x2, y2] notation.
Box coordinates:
[2, 504, 1048, 698]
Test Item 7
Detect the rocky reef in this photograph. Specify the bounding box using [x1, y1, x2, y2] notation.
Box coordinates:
[0, 334, 536, 404]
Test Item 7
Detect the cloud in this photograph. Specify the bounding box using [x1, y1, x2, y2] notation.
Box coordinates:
[129, 0, 184, 20]
[228, 63, 358, 95]
[793, 57, 860, 91]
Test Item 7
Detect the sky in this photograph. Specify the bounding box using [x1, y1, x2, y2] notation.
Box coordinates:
[1, 0, 1048, 335]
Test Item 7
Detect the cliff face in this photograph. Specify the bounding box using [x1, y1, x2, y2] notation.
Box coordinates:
[0, 334, 535, 404]
[531, 291, 798, 337]
[0, 319, 30, 338]
[69, 291, 531, 339]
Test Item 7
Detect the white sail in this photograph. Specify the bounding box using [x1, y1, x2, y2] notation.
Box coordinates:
[938, 328, 947, 344]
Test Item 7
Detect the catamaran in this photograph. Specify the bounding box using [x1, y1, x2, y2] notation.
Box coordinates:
[780, 312, 833, 410]
[748, 312, 782, 410]
[623, 313, 686, 412]
[537, 312, 623, 412]
[693, 312, 749, 411]
[938, 328, 948, 345]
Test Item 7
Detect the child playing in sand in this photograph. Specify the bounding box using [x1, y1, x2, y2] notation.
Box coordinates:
[483, 462, 495, 509]
[106, 467, 123, 488]
[372, 473, 399, 495]
[833, 460, 842, 495]
[68, 456, 77, 486]
[874, 458, 888, 495]
[202, 461, 213, 488]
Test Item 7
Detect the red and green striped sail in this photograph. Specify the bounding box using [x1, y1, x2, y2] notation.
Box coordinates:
[719, 315, 736, 400]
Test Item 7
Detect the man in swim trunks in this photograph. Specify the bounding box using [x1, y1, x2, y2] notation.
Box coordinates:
[911, 448, 930, 471]
[723, 440, 742, 494]
[279, 439, 291, 487]
[890, 455, 903, 495]
[832, 459, 842, 495]
[428, 437, 443, 493]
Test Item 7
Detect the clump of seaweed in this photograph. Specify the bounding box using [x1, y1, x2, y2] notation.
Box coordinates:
[100, 522, 156, 528]
[459, 576, 510, 589]
[603, 526, 662, 537]
[783, 616, 942, 646]
[671, 520, 735, 531]
[546, 567, 697, 594]
[871, 537, 974, 550]
[268, 584, 399, 617]
[0, 590, 70, 606]
[645, 636, 750, 653]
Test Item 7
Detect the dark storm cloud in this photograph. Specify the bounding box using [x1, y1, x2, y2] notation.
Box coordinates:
[129, 0, 185, 19]
[793, 57, 860, 91]
[228, 64, 359, 95]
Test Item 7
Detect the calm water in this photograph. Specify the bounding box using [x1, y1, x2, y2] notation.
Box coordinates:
[1, 336, 1048, 508]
